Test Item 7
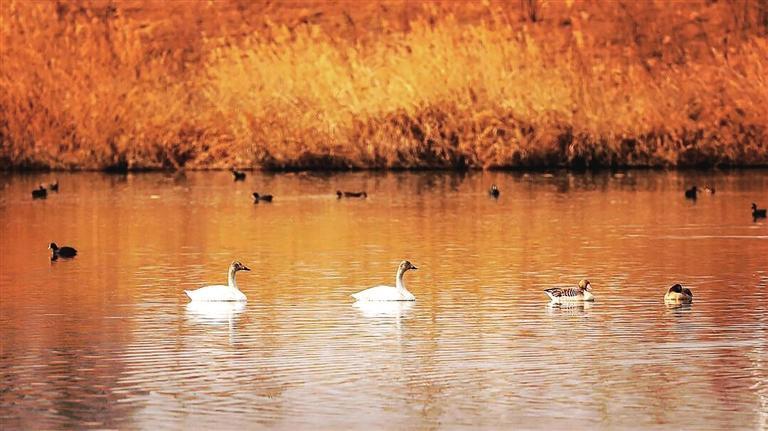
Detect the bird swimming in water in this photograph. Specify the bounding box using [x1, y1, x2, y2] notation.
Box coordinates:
[664, 283, 693, 303]
[351, 260, 418, 301]
[684, 186, 698, 200]
[489, 184, 500, 198]
[336, 190, 367, 199]
[231, 168, 246, 181]
[49, 180, 59, 192]
[752, 203, 767, 219]
[32, 185, 47, 199]
[543, 279, 594, 303]
[185, 261, 250, 302]
[49, 242, 77, 260]
[253, 192, 273, 203]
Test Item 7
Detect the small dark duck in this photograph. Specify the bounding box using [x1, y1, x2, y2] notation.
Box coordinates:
[703, 185, 715, 195]
[664, 283, 693, 303]
[49, 242, 77, 260]
[336, 190, 367, 199]
[684, 186, 698, 200]
[489, 184, 500, 198]
[32, 185, 47, 199]
[252, 192, 273, 203]
[231, 168, 246, 181]
[752, 203, 767, 219]
[49, 180, 59, 192]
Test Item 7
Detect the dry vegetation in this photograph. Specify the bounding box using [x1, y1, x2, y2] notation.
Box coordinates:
[1, 0, 767, 171]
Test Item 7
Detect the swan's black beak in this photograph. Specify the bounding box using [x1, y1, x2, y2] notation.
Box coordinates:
[411, 265, 418, 270]
[242, 266, 251, 271]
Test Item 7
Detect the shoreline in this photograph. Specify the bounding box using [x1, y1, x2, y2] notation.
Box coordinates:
[3, 164, 768, 174]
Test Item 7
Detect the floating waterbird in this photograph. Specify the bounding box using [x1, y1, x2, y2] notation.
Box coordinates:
[684, 186, 698, 200]
[336, 190, 367, 199]
[489, 184, 500, 198]
[49, 180, 59, 192]
[231, 168, 246, 181]
[752, 203, 767, 219]
[49, 242, 77, 260]
[252, 192, 273, 203]
[351, 260, 418, 301]
[32, 185, 47, 199]
[185, 261, 250, 302]
[664, 283, 693, 303]
[543, 279, 594, 303]
[703, 185, 715, 195]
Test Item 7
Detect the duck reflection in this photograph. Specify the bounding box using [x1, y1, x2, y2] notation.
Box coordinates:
[664, 301, 693, 312]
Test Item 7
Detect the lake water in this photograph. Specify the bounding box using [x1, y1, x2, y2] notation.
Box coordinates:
[1, 170, 767, 430]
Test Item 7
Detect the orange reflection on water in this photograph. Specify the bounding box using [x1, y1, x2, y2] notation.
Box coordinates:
[1, 170, 767, 429]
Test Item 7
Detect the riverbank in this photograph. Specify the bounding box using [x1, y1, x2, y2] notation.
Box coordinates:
[2, 1, 767, 171]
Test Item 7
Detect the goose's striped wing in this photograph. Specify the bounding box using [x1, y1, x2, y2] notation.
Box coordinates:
[544, 287, 581, 298]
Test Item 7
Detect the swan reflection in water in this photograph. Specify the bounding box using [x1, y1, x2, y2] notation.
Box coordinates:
[185, 301, 246, 326]
[353, 300, 415, 318]
[353, 301, 415, 341]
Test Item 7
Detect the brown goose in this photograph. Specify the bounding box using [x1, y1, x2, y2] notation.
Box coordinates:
[664, 283, 693, 303]
[544, 279, 594, 302]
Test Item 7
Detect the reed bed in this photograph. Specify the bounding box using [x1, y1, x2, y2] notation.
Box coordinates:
[1, 0, 767, 171]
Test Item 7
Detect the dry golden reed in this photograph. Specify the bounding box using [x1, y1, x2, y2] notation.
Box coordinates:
[1, 0, 767, 170]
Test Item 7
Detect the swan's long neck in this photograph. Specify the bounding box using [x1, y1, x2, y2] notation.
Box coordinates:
[395, 268, 407, 290]
[228, 267, 238, 289]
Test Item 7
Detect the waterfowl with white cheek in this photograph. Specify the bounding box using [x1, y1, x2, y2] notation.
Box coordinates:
[49, 242, 77, 260]
[544, 279, 595, 302]
[752, 203, 767, 219]
[684, 186, 698, 200]
[664, 283, 693, 303]
[231, 168, 246, 181]
[351, 260, 418, 301]
[185, 261, 250, 302]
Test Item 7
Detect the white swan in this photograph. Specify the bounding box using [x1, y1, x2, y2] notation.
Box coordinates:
[185, 261, 250, 302]
[351, 260, 418, 301]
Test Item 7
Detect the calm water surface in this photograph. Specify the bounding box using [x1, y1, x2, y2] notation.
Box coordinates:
[1, 170, 767, 430]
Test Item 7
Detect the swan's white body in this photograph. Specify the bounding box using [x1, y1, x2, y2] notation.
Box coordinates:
[185, 263, 248, 302]
[352, 262, 416, 301]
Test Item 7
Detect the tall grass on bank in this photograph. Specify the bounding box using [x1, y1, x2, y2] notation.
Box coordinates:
[1, 1, 767, 170]
[0, 1, 226, 170]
